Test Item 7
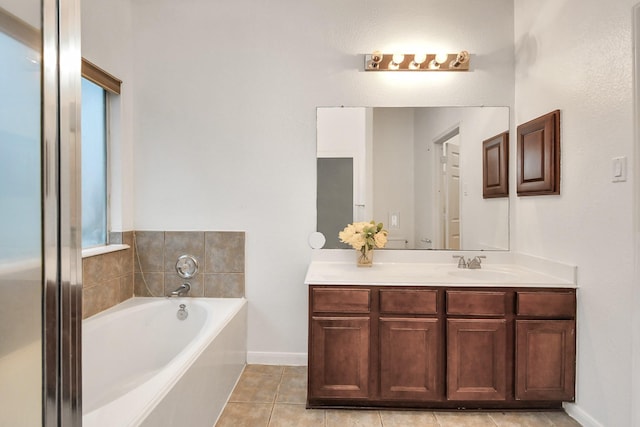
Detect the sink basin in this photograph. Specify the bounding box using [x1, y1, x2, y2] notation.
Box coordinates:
[447, 268, 519, 282]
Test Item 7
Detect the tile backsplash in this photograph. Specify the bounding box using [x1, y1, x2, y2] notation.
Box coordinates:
[133, 231, 245, 298]
[82, 230, 245, 319]
[82, 231, 134, 318]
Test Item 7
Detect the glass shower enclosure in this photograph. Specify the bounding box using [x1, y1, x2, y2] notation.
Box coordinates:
[0, 0, 82, 425]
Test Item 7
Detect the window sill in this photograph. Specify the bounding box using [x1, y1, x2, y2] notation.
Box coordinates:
[82, 244, 130, 259]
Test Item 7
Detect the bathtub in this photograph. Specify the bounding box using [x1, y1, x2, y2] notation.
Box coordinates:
[82, 297, 247, 427]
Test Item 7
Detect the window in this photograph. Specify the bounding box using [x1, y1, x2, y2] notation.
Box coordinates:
[80, 60, 121, 248]
[81, 78, 107, 247]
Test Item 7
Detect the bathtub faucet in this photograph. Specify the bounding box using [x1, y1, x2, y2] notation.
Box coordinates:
[170, 283, 191, 297]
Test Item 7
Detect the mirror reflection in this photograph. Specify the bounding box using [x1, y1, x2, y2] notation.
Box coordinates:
[317, 106, 509, 251]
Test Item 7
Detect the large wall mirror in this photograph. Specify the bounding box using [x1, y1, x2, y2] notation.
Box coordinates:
[317, 106, 510, 251]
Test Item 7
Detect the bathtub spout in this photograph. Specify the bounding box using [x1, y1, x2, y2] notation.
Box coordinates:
[170, 283, 191, 297]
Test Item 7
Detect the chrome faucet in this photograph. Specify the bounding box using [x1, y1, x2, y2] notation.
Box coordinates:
[467, 256, 486, 269]
[453, 255, 467, 269]
[170, 283, 191, 297]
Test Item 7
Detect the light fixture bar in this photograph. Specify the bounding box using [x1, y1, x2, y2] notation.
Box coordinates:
[365, 51, 470, 71]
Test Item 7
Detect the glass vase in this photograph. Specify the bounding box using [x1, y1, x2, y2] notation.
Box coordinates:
[357, 246, 374, 267]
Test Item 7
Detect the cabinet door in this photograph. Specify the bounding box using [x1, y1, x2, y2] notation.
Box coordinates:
[309, 317, 370, 399]
[515, 320, 575, 401]
[447, 319, 507, 401]
[379, 318, 442, 400]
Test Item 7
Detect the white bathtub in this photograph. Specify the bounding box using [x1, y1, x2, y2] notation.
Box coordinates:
[82, 297, 247, 427]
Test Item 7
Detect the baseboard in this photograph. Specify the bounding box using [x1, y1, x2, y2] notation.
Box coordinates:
[563, 403, 604, 427]
[247, 351, 307, 366]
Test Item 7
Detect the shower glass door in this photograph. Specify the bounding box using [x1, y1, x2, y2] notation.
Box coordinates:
[0, 2, 43, 426]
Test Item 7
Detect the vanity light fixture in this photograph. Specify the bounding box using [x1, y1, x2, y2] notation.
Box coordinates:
[364, 50, 470, 71]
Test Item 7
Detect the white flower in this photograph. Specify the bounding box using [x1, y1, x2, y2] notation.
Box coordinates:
[339, 220, 388, 251]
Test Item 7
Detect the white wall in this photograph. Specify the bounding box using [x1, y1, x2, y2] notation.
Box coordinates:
[81, 0, 135, 232]
[373, 108, 416, 247]
[129, 0, 515, 363]
[514, 1, 637, 426]
[413, 107, 509, 250]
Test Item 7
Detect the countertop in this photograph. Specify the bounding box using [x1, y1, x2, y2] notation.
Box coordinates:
[304, 250, 577, 288]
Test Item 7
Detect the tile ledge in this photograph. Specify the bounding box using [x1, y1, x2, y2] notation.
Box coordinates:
[82, 244, 130, 259]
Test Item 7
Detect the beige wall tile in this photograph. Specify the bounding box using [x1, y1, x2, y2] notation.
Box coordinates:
[163, 231, 204, 272]
[119, 274, 134, 302]
[134, 272, 164, 297]
[103, 251, 125, 280]
[204, 273, 244, 297]
[83, 278, 119, 318]
[108, 231, 123, 244]
[83, 255, 104, 286]
[205, 231, 245, 273]
[134, 231, 164, 272]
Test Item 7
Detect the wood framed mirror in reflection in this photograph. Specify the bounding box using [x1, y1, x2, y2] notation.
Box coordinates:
[316, 106, 510, 251]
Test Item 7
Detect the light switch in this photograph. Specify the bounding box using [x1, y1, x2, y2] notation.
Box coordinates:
[612, 156, 627, 182]
[390, 212, 400, 229]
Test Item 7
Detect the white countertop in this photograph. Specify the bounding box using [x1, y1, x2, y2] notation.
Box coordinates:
[304, 250, 577, 288]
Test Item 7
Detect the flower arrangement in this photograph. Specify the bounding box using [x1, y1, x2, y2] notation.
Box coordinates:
[339, 221, 388, 266]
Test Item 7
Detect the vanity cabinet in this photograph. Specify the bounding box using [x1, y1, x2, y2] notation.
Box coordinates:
[515, 291, 576, 401]
[446, 291, 509, 401]
[308, 285, 576, 410]
[378, 289, 441, 401]
[308, 288, 371, 399]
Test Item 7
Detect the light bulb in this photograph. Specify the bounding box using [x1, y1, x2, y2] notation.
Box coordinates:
[371, 50, 383, 64]
[435, 52, 449, 64]
[413, 53, 427, 64]
[450, 50, 470, 68]
[392, 53, 405, 64]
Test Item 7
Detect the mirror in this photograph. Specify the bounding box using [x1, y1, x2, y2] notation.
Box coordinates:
[317, 106, 509, 251]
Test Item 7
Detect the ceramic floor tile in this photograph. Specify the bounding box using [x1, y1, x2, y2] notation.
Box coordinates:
[215, 402, 272, 427]
[326, 409, 382, 427]
[267, 404, 325, 427]
[276, 371, 308, 404]
[542, 411, 582, 426]
[229, 371, 281, 403]
[283, 365, 307, 376]
[489, 412, 554, 427]
[379, 410, 439, 427]
[435, 411, 499, 427]
[244, 364, 285, 376]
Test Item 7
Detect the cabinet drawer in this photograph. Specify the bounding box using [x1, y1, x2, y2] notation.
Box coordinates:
[311, 288, 371, 313]
[517, 291, 575, 318]
[380, 289, 438, 315]
[446, 291, 506, 316]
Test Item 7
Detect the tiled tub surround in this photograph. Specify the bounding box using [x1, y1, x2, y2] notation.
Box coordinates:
[82, 231, 134, 318]
[133, 231, 245, 298]
[82, 230, 245, 318]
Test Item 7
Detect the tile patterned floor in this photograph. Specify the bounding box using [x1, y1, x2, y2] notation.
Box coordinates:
[215, 365, 582, 427]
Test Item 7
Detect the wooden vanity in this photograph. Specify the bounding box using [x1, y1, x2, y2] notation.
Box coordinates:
[305, 258, 577, 410]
